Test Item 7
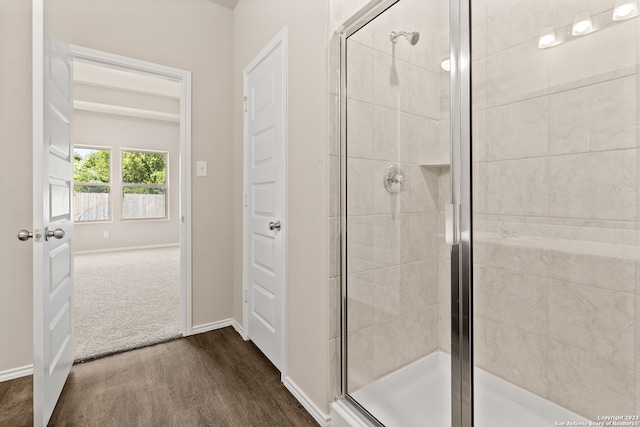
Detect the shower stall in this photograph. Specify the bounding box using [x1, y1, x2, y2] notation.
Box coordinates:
[331, 0, 640, 425]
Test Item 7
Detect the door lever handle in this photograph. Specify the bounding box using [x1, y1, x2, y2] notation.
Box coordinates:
[268, 220, 281, 231]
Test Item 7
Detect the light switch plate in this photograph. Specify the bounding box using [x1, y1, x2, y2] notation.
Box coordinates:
[196, 161, 208, 177]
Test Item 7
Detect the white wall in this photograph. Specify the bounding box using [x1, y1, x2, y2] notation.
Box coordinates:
[45, 0, 235, 329]
[73, 111, 181, 252]
[0, 0, 34, 374]
[233, 0, 330, 414]
[0, 0, 235, 373]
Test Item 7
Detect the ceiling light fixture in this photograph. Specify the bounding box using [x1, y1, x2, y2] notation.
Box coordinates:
[538, 27, 557, 48]
[613, 0, 639, 20]
[572, 11, 594, 35]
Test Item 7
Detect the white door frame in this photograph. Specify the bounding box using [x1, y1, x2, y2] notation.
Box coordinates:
[69, 45, 193, 336]
[242, 27, 288, 377]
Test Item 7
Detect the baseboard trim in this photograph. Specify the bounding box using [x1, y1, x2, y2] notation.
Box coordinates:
[0, 365, 33, 383]
[231, 319, 248, 340]
[190, 318, 248, 339]
[190, 318, 235, 336]
[283, 377, 331, 427]
[74, 243, 179, 256]
[190, 319, 233, 335]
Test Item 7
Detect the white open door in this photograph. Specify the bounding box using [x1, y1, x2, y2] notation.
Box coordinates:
[243, 28, 288, 371]
[32, 5, 75, 425]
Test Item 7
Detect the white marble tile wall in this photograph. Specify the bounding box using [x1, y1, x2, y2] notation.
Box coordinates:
[471, 0, 640, 419]
[548, 77, 636, 155]
[547, 340, 635, 418]
[548, 21, 636, 92]
[475, 317, 549, 397]
[472, 217, 639, 419]
[485, 0, 552, 56]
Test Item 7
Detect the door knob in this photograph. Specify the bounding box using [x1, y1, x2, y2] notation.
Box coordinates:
[45, 227, 65, 241]
[268, 220, 281, 231]
[17, 229, 42, 242]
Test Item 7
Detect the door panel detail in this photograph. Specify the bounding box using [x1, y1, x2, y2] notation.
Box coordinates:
[33, 27, 75, 426]
[244, 28, 287, 371]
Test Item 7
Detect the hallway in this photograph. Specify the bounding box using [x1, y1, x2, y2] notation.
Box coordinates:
[0, 328, 316, 426]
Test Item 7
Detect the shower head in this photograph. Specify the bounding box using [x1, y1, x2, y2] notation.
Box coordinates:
[390, 30, 420, 45]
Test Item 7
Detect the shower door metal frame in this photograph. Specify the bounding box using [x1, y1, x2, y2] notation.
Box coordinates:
[336, 0, 474, 425]
[449, 0, 473, 426]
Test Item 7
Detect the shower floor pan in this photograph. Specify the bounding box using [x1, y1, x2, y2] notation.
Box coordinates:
[333, 351, 589, 427]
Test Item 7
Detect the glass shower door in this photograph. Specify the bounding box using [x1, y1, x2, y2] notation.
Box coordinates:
[341, 0, 451, 425]
[471, 0, 640, 425]
[339, 0, 640, 425]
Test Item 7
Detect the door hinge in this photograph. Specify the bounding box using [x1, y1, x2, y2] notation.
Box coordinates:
[244, 193, 248, 207]
[244, 289, 248, 304]
[243, 96, 248, 112]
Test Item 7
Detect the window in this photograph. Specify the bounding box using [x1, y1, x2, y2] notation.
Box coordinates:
[73, 147, 111, 222]
[121, 150, 168, 220]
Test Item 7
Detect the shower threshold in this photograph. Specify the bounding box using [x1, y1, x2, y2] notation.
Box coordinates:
[332, 351, 589, 427]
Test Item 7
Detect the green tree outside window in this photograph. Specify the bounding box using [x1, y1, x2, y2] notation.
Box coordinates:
[73, 147, 111, 221]
[122, 151, 166, 192]
[122, 150, 168, 219]
[74, 148, 110, 192]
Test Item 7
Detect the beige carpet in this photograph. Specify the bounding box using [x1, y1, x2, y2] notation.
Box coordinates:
[73, 246, 181, 361]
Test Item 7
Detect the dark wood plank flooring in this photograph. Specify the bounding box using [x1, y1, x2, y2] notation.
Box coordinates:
[0, 327, 317, 426]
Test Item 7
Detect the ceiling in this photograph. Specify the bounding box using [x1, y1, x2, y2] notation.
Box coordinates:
[74, 61, 181, 99]
[209, 0, 238, 9]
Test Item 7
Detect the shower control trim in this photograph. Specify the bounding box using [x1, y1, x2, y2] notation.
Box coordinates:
[445, 204, 460, 245]
[384, 164, 405, 194]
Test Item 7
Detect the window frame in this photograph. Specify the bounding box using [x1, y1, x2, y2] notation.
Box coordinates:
[73, 145, 112, 223]
[120, 148, 169, 221]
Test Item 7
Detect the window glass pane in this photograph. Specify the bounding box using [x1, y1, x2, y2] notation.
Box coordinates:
[122, 187, 166, 219]
[122, 151, 167, 185]
[74, 186, 110, 221]
[74, 148, 110, 183]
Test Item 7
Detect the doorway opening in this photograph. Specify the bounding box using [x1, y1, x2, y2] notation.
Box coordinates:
[70, 47, 192, 360]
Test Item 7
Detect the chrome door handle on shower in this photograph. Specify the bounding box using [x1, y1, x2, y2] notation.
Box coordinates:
[269, 220, 281, 231]
[445, 204, 460, 245]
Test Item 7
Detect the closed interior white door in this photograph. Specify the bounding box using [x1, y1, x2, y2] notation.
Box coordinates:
[32, 27, 75, 426]
[244, 29, 287, 371]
